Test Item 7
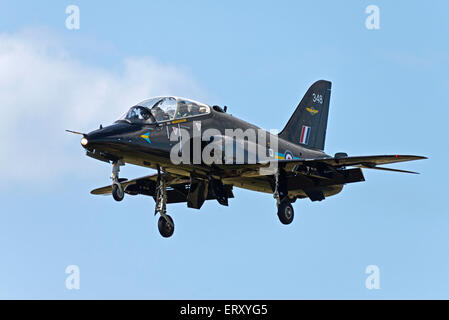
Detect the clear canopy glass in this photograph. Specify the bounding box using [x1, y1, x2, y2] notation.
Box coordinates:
[117, 97, 210, 124]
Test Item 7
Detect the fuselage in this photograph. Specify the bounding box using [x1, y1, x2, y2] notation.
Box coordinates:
[81, 106, 337, 196]
[84, 108, 327, 165]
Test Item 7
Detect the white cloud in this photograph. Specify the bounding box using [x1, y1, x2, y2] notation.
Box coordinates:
[0, 30, 207, 188]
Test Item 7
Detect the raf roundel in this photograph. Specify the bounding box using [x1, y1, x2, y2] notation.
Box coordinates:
[284, 151, 294, 160]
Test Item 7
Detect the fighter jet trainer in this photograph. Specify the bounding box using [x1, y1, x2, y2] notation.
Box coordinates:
[67, 80, 426, 238]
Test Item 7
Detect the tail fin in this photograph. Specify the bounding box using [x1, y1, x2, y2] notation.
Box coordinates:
[278, 80, 331, 151]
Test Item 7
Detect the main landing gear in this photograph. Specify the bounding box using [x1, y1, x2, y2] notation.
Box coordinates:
[273, 169, 294, 225]
[109, 160, 174, 238]
[111, 160, 125, 202]
[154, 166, 174, 238]
[277, 199, 294, 225]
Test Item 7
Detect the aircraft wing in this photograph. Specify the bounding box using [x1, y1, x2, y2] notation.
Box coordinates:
[90, 174, 159, 195]
[90, 173, 233, 206]
[279, 154, 427, 173]
[90, 155, 425, 195]
[90, 173, 190, 196]
[219, 154, 425, 201]
[221, 154, 426, 175]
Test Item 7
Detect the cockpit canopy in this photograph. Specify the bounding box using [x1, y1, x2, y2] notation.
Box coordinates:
[117, 97, 211, 124]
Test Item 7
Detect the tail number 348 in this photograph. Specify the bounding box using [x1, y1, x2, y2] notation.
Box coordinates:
[312, 93, 323, 104]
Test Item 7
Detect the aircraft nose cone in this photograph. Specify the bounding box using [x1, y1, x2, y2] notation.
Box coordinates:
[80, 137, 88, 146]
[81, 129, 107, 150]
[82, 132, 105, 149]
[81, 122, 134, 151]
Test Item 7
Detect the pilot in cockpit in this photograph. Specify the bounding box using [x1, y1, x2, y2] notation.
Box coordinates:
[137, 107, 152, 121]
[177, 101, 193, 118]
[152, 105, 170, 121]
[125, 106, 152, 122]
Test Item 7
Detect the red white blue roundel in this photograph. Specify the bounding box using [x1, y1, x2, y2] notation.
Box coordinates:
[284, 151, 293, 160]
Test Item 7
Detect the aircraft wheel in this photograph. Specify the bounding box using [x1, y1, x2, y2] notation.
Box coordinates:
[158, 215, 174, 238]
[277, 199, 294, 225]
[112, 183, 124, 202]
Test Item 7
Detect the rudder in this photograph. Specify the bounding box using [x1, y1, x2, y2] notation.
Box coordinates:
[278, 80, 331, 150]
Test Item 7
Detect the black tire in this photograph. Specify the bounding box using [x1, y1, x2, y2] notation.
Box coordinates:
[158, 215, 175, 238]
[112, 183, 124, 202]
[277, 199, 294, 225]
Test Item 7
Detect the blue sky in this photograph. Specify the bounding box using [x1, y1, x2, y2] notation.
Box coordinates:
[0, 0, 448, 299]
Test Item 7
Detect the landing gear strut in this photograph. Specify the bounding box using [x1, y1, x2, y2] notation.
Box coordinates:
[274, 168, 294, 225]
[111, 160, 125, 202]
[155, 166, 174, 238]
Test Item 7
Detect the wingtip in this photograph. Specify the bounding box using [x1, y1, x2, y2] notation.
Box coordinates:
[411, 155, 427, 160]
[395, 155, 427, 160]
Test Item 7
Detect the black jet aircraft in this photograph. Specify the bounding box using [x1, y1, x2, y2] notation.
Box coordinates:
[67, 80, 426, 238]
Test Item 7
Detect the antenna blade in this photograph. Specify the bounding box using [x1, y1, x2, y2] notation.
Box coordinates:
[65, 129, 86, 136]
